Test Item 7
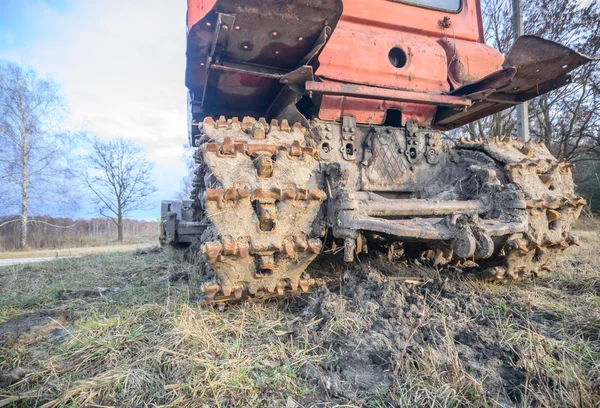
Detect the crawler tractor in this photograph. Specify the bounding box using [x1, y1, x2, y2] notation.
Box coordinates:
[161, 0, 597, 301]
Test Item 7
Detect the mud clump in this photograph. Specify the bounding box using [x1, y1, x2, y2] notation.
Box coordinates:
[295, 263, 528, 406]
[0, 309, 71, 347]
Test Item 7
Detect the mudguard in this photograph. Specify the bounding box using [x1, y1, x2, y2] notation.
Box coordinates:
[434, 36, 600, 130]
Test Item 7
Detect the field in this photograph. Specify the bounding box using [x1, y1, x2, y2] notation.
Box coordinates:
[1, 232, 599, 407]
[0, 217, 158, 252]
[0, 243, 157, 261]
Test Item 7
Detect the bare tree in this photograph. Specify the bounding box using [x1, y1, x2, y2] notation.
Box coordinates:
[475, 0, 600, 160]
[524, 0, 600, 162]
[462, 0, 600, 209]
[83, 137, 157, 242]
[0, 61, 77, 249]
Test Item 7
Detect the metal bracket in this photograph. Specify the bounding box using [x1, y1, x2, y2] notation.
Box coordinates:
[280, 65, 314, 94]
[341, 116, 356, 161]
[199, 12, 236, 114]
[299, 26, 332, 66]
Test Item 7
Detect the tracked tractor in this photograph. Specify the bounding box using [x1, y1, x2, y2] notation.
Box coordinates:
[161, 0, 597, 301]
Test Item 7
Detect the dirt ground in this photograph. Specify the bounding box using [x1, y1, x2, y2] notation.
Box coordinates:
[0, 233, 599, 407]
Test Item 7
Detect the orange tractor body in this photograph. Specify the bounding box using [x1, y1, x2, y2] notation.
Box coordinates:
[161, 0, 597, 301]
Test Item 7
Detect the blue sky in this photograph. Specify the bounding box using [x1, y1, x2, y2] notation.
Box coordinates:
[0, 0, 189, 220]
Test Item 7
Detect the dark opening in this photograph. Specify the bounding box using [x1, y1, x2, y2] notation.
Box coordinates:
[409, 147, 417, 159]
[257, 269, 273, 276]
[322, 142, 331, 153]
[345, 143, 354, 156]
[389, 47, 408, 68]
[295, 95, 316, 119]
[383, 109, 403, 127]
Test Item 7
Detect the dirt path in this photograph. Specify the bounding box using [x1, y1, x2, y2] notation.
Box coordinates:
[0, 242, 156, 261]
[0, 257, 72, 266]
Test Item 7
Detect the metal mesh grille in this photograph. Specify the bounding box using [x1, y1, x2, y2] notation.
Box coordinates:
[371, 135, 405, 183]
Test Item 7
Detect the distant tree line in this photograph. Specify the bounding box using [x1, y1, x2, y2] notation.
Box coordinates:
[0, 216, 158, 251]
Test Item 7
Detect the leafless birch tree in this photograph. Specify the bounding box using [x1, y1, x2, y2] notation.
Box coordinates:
[0, 62, 76, 249]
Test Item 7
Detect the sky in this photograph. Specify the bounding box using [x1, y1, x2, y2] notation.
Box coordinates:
[0, 0, 189, 220]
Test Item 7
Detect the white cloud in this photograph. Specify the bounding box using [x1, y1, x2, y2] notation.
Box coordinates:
[0, 0, 190, 219]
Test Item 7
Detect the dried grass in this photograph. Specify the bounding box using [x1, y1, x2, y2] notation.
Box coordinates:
[0, 233, 599, 407]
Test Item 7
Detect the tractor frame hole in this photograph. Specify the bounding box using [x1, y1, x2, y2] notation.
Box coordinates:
[389, 47, 408, 68]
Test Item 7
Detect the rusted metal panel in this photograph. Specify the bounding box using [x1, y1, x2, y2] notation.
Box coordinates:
[312, 0, 502, 126]
[314, 0, 491, 91]
[185, 0, 342, 120]
[316, 22, 450, 94]
[335, 0, 483, 42]
[318, 96, 438, 126]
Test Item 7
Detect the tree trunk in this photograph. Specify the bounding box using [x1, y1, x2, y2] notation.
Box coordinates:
[20, 187, 28, 249]
[117, 205, 123, 242]
[20, 129, 28, 250]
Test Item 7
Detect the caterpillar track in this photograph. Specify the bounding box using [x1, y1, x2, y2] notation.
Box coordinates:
[165, 115, 587, 303]
[192, 116, 325, 301]
[455, 136, 585, 281]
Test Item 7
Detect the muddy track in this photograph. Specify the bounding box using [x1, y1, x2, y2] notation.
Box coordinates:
[191, 116, 324, 301]
[456, 137, 585, 280]
[189, 116, 586, 302]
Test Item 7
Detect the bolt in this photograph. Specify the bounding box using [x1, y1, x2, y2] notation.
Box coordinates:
[350, 127, 356, 133]
[272, 31, 278, 36]
[235, 25, 241, 30]
[326, 124, 332, 131]
[298, 36, 304, 41]
[206, 22, 212, 27]
[343, 127, 349, 132]
[221, 24, 228, 30]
